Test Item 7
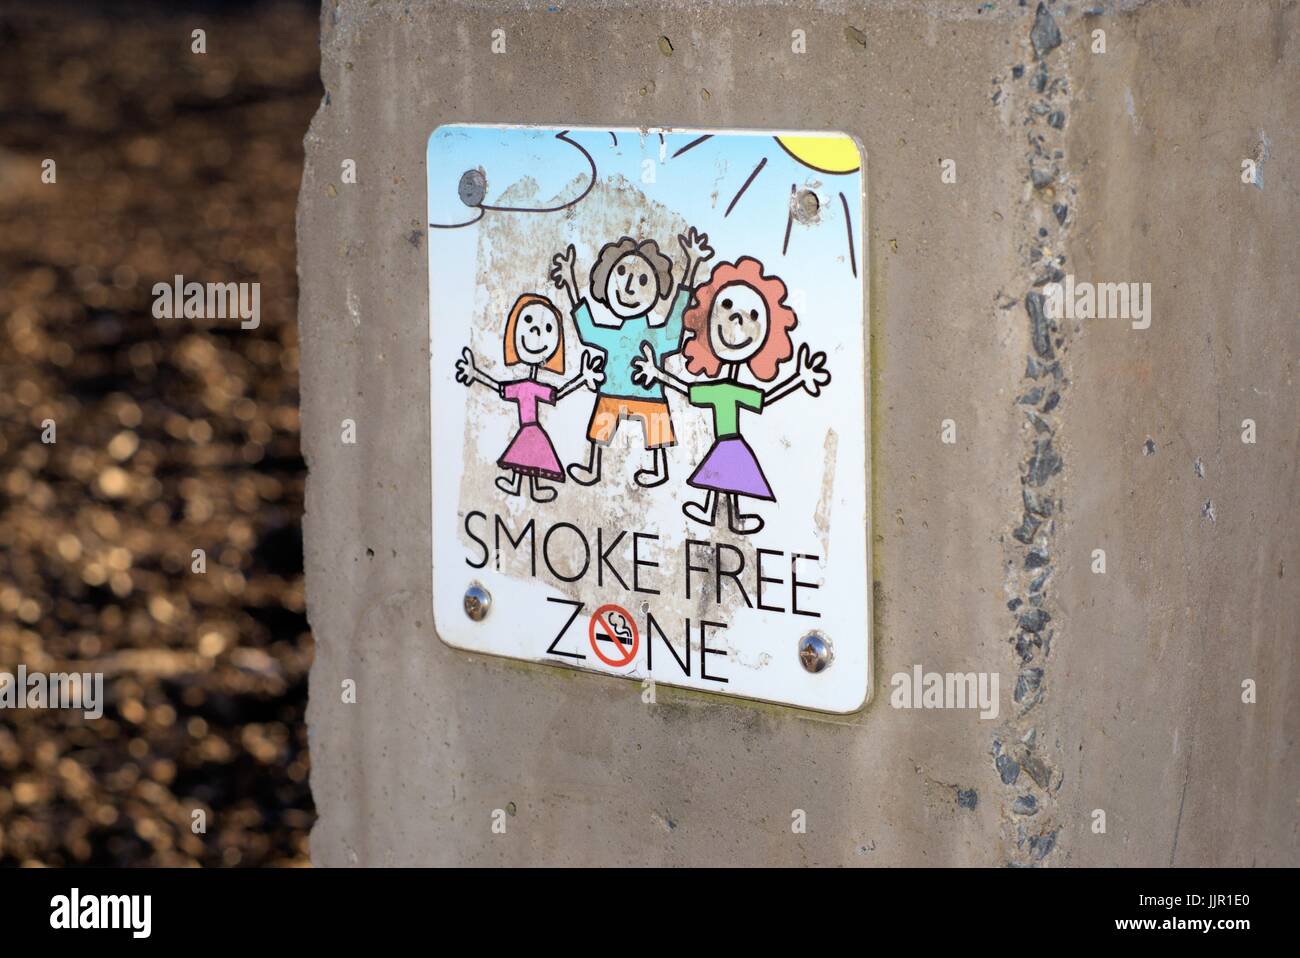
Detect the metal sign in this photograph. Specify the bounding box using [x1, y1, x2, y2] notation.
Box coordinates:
[428, 124, 870, 713]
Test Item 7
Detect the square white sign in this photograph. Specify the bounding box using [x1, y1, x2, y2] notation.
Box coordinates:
[428, 124, 870, 713]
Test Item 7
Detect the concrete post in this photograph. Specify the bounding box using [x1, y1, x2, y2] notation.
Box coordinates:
[298, 1, 1298, 866]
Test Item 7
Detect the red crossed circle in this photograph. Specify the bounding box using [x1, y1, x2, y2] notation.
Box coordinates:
[588, 604, 640, 668]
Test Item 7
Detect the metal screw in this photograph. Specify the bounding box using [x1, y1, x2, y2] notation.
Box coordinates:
[793, 187, 821, 224]
[798, 632, 833, 673]
[458, 168, 487, 208]
[464, 584, 491, 621]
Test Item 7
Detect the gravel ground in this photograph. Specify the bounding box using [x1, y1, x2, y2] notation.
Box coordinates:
[0, 1, 319, 866]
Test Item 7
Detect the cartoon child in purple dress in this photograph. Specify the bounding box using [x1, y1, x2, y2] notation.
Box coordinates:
[631, 257, 830, 535]
[455, 293, 604, 503]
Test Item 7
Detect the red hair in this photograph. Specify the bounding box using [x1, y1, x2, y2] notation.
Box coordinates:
[682, 257, 797, 381]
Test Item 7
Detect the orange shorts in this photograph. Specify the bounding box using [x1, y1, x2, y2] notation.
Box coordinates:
[587, 395, 675, 449]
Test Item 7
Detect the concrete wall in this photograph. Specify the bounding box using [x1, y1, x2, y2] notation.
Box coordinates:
[298, 0, 1298, 866]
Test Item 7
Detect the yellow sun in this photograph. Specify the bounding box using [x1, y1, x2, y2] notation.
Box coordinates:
[774, 134, 862, 175]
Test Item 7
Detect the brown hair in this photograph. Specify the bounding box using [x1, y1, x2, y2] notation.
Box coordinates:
[589, 237, 674, 306]
[682, 257, 798, 382]
[503, 293, 565, 374]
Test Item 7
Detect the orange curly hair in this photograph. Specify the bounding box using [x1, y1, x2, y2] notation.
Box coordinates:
[682, 257, 798, 382]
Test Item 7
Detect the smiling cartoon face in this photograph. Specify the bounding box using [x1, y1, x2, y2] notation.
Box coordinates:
[708, 281, 769, 363]
[604, 252, 659, 318]
[513, 302, 560, 364]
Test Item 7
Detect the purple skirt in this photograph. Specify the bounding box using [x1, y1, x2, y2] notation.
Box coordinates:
[687, 436, 774, 501]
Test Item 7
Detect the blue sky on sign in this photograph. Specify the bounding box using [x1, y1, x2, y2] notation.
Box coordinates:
[426, 125, 864, 318]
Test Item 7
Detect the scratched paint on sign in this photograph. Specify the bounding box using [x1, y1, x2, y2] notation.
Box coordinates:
[428, 124, 870, 713]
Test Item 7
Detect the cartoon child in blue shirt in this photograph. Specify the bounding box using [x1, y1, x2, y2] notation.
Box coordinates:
[550, 227, 713, 488]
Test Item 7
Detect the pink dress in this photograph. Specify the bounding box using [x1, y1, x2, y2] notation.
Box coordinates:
[497, 380, 564, 481]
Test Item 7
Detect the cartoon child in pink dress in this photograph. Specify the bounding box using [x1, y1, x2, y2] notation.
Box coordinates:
[631, 257, 831, 535]
[455, 293, 604, 502]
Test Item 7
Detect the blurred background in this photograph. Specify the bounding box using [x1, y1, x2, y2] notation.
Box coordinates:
[0, 0, 319, 865]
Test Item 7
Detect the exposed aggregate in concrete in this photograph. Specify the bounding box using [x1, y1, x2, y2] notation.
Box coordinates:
[995, 0, 1082, 865]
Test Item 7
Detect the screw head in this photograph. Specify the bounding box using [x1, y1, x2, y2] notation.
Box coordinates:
[458, 169, 487, 208]
[798, 632, 833, 673]
[463, 584, 491, 621]
[793, 187, 821, 223]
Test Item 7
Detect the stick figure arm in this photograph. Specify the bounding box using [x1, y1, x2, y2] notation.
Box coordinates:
[555, 374, 587, 400]
[659, 367, 691, 396]
[554, 349, 605, 400]
[455, 347, 503, 393]
[763, 374, 803, 405]
[765, 345, 830, 403]
[632, 341, 689, 396]
[657, 287, 691, 351]
[567, 298, 609, 349]
[676, 226, 714, 290]
[549, 244, 582, 309]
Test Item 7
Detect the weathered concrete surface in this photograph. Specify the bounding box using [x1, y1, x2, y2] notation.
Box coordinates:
[1050, 2, 1299, 866]
[299, 0, 1298, 866]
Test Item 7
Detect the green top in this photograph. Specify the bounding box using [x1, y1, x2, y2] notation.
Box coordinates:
[688, 381, 764, 438]
[570, 289, 689, 400]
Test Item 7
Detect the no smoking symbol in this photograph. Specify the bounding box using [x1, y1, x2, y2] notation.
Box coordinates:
[588, 604, 640, 668]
